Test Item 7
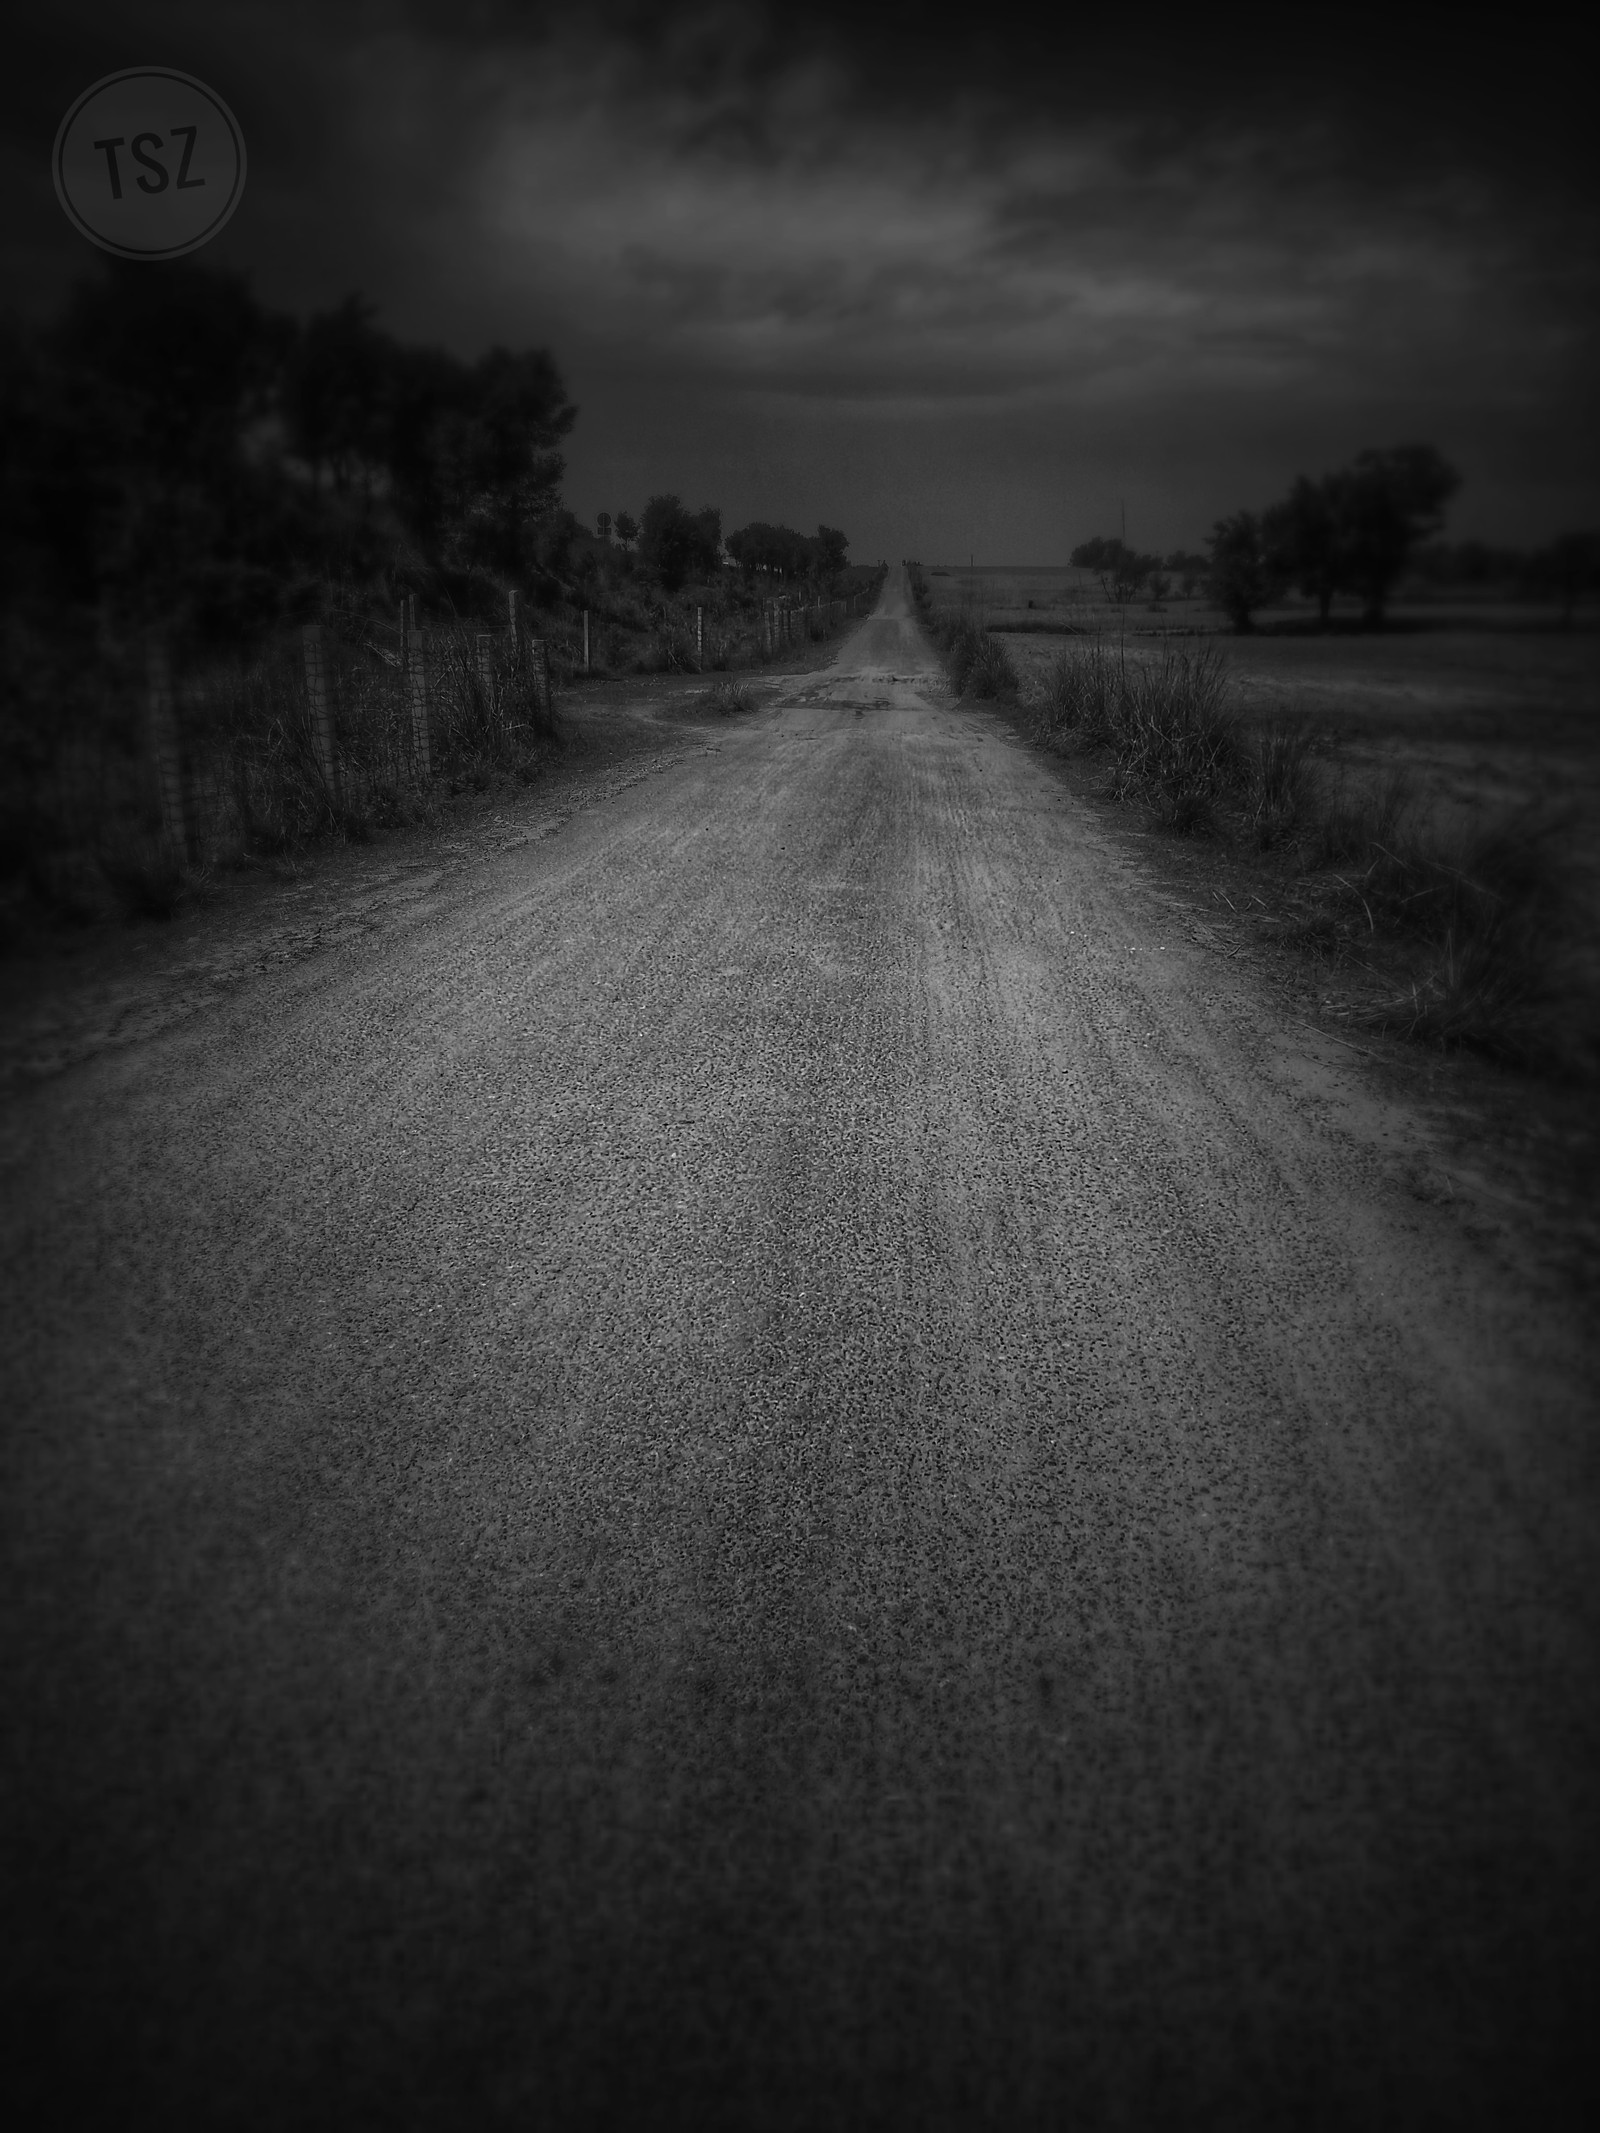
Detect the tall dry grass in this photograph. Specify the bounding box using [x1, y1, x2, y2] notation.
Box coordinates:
[1307, 774, 1593, 1070]
[1026, 642, 1239, 830]
[928, 614, 1021, 701]
[1005, 635, 1596, 1077]
[1, 612, 559, 940]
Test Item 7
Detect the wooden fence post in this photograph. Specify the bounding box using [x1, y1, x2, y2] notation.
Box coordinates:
[301, 623, 338, 804]
[476, 632, 496, 713]
[696, 606, 704, 666]
[583, 608, 591, 674]
[146, 636, 187, 860]
[404, 596, 431, 775]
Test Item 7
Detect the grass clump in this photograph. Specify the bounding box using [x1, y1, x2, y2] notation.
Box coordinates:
[1107, 649, 1240, 831]
[1308, 776, 1592, 1071]
[1244, 722, 1317, 849]
[704, 678, 756, 716]
[1025, 642, 1239, 832]
[932, 616, 1020, 701]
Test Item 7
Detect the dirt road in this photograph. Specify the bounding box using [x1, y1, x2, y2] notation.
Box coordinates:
[4, 570, 1596, 2129]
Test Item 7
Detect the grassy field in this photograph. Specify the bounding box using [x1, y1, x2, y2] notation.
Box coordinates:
[923, 567, 1600, 880]
[915, 564, 1600, 1078]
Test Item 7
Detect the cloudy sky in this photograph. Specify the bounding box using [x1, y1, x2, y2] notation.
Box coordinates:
[12, 1, 1597, 559]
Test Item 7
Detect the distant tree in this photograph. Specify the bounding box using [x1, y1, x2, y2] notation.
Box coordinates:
[1525, 530, 1600, 624]
[1070, 536, 1159, 604]
[1163, 550, 1210, 596]
[613, 510, 638, 552]
[637, 494, 722, 591]
[12, 260, 301, 636]
[814, 524, 850, 586]
[1328, 446, 1460, 623]
[726, 521, 817, 580]
[1, 258, 585, 638]
[284, 295, 395, 501]
[596, 510, 612, 543]
[1206, 511, 1286, 632]
[1410, 538, 1523, 587]
[1262, 475, 1343, 624]
[420, 345, 576, 579]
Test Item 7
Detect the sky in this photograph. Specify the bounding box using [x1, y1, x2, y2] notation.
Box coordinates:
[10, 1, 1598, 561]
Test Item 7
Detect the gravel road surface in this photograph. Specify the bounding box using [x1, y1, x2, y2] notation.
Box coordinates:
[4, 569, 1597, 2129]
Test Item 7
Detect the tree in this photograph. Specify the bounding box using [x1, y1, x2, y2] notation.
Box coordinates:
[613, 511, 638, 552]
[16, 259, 303, 637]
[1262, 475, 1342, 624]
[1070, 536, 1160, 604]
[420, 345, 576, 578]
[284, 295, 395, 500]
[814, 524, 849, 586]
[1206, 511, 1285, 632]
[2, 259, 585, 638]
[726, 520, 825, 581]
[637, 494, 722, 591]
[1526, 530, 1600, 624]
[1163, 550, 1209, 596]
[1329, 446, 1460, 623]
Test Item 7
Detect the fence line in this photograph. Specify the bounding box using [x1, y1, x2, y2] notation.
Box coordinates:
[14, 577, 884, 912]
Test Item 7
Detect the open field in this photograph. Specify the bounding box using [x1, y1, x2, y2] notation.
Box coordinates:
[925, 565, 1600, 644]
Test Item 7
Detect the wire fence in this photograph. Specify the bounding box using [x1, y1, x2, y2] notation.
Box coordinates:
[5, 581, 880, 930]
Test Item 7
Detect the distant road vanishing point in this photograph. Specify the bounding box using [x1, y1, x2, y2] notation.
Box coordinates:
[4, 566, 1596, 2129]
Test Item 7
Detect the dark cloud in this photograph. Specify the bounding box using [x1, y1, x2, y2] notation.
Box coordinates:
[9, 1, 1596, 554]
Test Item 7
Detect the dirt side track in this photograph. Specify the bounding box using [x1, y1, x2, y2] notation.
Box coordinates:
[3, 571, 1596, 2129]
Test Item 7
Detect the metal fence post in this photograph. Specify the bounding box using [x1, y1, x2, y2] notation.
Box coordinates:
[508, 589, 522, 661]
[696, 605, 704, 666]
[301, 623, 338, 804]
[404, 596, 431, 775]
[146, 635, 187, 860]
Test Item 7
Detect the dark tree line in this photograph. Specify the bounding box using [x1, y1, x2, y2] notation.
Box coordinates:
[585, 509, 852, 594]
[1411, 532, 1600, 622]
[634, 497, 724, 592]
[4, 262, 862, 656]
[2, 262, 577, 644]
[1069, 538, 1209, 603]
[1207, 446, 1460, 630]
[724, 521, 850, 586]
[1069, 448, 1597, 633]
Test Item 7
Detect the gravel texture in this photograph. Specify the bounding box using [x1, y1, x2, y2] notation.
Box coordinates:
[3, 570, 1597, 2130]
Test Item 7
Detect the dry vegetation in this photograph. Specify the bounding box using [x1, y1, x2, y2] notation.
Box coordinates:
[2, 583, 874, 947]
[909, 564, 1600, 1080]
